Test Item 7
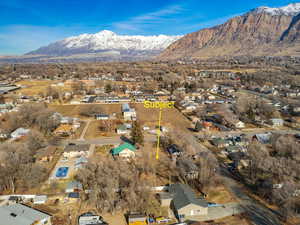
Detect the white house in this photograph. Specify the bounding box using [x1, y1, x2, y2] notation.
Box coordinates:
[122, 103, 136, 121]
[235, 121, 245, 129]
[95, 114, 109, 120]
[10, 128, 30, 139]
[63, 144, 90, 158]
[269, 118, 284, 127]
[33, 195, 47, 204]
[116, 124, 128, 134]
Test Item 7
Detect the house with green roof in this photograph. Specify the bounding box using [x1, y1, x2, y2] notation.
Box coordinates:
[111, 142, 136, 158]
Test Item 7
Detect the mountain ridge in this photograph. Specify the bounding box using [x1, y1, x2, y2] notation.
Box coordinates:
[26, 30, 182, 58]
[159, 3, 300, 60]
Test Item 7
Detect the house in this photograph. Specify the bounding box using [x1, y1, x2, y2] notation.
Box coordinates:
[33, 195, 47, 204]
[78, 212, 106, 225]
[35, 146, 56, 162]
[95, 114, 109, 120]
[231, 136, 248, 147]
[166, 144, 183, 157]
[235, 121, 245, 129]
[211, 138, 231, 148]
[66, 180, 83, 193]
[269, 118, 284, 127]
[111, 142, 136, 159]
[253, 133, 272, 144]
[53, 124, 74, 136]
[128, 213, 147, 225]
[0, 203, 52, 225]
[116, 124, 128, 134]
[10, 127, 30, 139]
[169, 183, 208, 221]
[60, 116, 73, 124]
[122, 103, 136, 121]
[63, 144, 90, 158]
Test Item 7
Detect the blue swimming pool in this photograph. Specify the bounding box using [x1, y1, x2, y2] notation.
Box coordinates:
[56, 167, 69, 178]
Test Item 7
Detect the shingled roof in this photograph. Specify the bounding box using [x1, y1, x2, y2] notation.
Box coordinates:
[169, 183, 208, 210]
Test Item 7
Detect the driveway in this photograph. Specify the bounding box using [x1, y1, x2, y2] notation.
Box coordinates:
[196, 128, 299, 139]
[186, 202, 244, 222]
[79, 120, 91, 140]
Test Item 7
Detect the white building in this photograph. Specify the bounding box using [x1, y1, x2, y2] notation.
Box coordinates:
[0, 203, 52, 225]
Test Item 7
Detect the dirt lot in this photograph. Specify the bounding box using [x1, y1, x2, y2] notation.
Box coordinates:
[133, 103, 192, 132]
[15, 80, 71, 96]
[206, 185, 236, 204]
[49, 104, 122, 119]
[84, 120, 120, 139]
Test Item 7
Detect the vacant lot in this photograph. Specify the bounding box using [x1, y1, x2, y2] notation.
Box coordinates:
[84, 120, 120, 139]
[133, 103, 192, 131]
[16, 80, 71, 96]
[49, 104, 122, 119]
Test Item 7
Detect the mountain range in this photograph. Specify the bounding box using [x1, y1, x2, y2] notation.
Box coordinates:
[1, 3, 300, 63]
[25, 30, 182, 61]
[160, 3, 300, 60]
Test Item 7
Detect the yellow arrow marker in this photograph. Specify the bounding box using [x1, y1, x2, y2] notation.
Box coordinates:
[156, 108, 162, 160]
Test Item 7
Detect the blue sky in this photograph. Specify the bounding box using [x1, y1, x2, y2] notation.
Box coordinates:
[0, 0, 297, 55]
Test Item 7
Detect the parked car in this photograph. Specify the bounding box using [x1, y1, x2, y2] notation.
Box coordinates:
[156, 217, 172, 223]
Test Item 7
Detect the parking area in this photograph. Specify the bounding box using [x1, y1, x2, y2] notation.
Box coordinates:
[186, 203, 244, 222]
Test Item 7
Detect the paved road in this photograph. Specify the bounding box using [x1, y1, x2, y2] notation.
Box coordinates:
[67, 134, 157, 145]
[241, 89, 299, 105]
[198, 141, 283, 225]
[222, 172, 282, 225]
[196, 128, 299, 139]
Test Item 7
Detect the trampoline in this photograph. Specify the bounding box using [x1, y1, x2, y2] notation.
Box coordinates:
[56, 167, 69, 178]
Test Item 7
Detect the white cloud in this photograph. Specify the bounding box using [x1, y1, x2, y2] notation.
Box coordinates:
[112, 4, 184, 32]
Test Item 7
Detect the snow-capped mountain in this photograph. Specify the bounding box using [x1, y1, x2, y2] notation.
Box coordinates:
[160, 2, 300, 60]
[254, 3, 300, 16]
[27, 30, 182, 58]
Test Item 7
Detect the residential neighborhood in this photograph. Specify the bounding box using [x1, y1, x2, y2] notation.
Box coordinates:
[0, 59, 299, 225]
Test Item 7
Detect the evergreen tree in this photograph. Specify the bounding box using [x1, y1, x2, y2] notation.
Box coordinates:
[105, 83, 113, 93]
[130, 121, 144, 145]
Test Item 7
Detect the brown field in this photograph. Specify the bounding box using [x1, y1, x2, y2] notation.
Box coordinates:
[84, 120, 119, 139]
[15, 80, 71, 96]
[133, 103, 192, 131]
[49, 104, 122, 119]
[206, 185, 236, 204]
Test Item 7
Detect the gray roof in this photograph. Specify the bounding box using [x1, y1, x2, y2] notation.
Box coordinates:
[79, 212, 104, 225]
[66, 180, 83, 190]
[169, 183, 208, 210]
[0, 203, 50, 225]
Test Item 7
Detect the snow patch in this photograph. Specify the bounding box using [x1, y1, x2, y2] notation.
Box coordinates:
[255, 3, 300, 16]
